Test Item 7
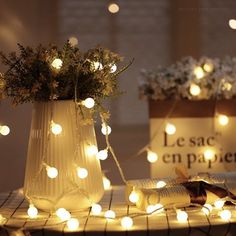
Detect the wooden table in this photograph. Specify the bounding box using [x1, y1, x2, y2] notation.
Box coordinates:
[0, 186, 235, 236]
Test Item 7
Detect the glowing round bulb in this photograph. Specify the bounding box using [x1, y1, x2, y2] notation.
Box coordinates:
[77, 167, 88, 179]
[46, 166, 58, 179]
[108, 3, 119, 14]
[68, 36, 78, 46]
[103, 176, 111, 190]
[214, 199, 225, 209]
[83, 98, 95, 109]
[229, 19, 236, 29]
[222, 82, 232, 91]
[101, 124, 112, 135]
[190, 83, 201, 96]
[92, 61, 103, 71]
[51, 58, 63, 70]
[156, 180, 166, 189]
[0, 125, 10, 136]
[51, 123, 62, 135]
[219, 210, 231, 221]
[0, 214, 4, 222]
[203, 62, 214, 73]
[27, 205, 38, 218]
[201, 204, 213, 215]
[121, 216, 133, 229]
[176, 210, 188, 223]
[147, 150, 158, 163]
[110, 64, 117, 73]
[56, 208, 71, 221]
[96, 149, 108, 160]
[87, 145, 98, 156]
[154, 204, 164, 213]
[194, 66, 204, 79]
[146, 205, 156, 214]
[165, 123, 176, 135]
[67, 218, 79, 231]
[105, 210, 116, 219]
[204, 149, 215, 160]
[91, 203, 102, 215]
[218, 114, 229, 126]
[129, 191, 139, 203]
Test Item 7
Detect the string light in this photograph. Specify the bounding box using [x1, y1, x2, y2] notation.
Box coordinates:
[204, 149, 215, 160]
[67, 218, 79, 231]
[146, 205, 156, 214]
[51, 58, 63, 70]
[201, 204, 213, 215]
[176, 210, 188, 223]
[165, 123, 176, 135]
[104, 210, 116, 219]
[108, 3, 120, 14]
[121, 216, 133, 229]
[156, 180, 166, 189]
[193, 66, 204, 79]
[110, 64, 117, 73]
[87, 145, 98, 156]
[129, 191, 139, 203]
[147, 150, 158, 163]
[229, 19, 236, 30]
[51, 122, 62, 135]
[203, 62, 214, 73]
[27, 204, 38, 218]
[103, 176, 111, 190]
[222, 82, 232, 91]
[0, 125, 10, 136]
[68, 36, 78, 46]
[214, 199, 225, 209]
[101, 124, 112, 135]
[218, 114, 229, 126]
[82, 98, 95, 109]
[219, 209, 231, 221]
[46, 166, 58, 179]
[96, 149, 108, 160]
[190, 83, 201, 96]
[77, 167, 88, 179]
[91, 203, 102, 215]
[56, 208, 71, 221]
[0, 214, 4, 223]
[92, 61, 103, 71]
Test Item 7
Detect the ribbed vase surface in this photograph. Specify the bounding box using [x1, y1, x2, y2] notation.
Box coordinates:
[23, 100, 104, 211]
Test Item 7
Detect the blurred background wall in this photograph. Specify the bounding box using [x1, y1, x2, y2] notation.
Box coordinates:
[0, 0, 236, 192]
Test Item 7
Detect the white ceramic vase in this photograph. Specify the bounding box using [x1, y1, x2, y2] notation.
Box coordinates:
[23, 100, 104, 211]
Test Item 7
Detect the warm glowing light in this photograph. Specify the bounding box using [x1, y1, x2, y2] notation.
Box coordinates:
[56, 208, 71, 221]
[91, 203, 102, 215]
[103, 176, 111, 190]
[121, 216, 133, 229]
[51, 58, 63, 70]
[176, 210, 188, 223]
[0, 125, 10, 136]
[201, 204, 213, 215]
[214, 199, 225, 209]
[67, 218, 79, 231]
[194, 66, 204, 79]
[190, 83, 201, 96]
[218, 114, 229, 126]
[82, 98, 95, 109]
[156, 180, 166, 189]
[96, 149, 108, 160]
[219, 210, 231, 221]
[165, 123, 176, 135]
[229, 19, 236, 29]
[27, 205, 38, 218]
[146, 205, 156, 214]
[203, 62, 214, 73]
[147, 150, 158, 163]
[77, 167, 88, 179]
[222, 82, 232, 91]
[101, 124, 112, 135]
[110, 64, 117, 73]
[87, 145, 98, 156]
[204, 149, 215, 160]
[92, 61, 103, 71]
[46, 166, 58, 179]
[0, 214, 4, 223]
[108, 3, 120, 14]
[68, 36, 78, 46]
[105, 210, 116, 219]
[51, 122, 62, 135]
[129, 191, 139, 203]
